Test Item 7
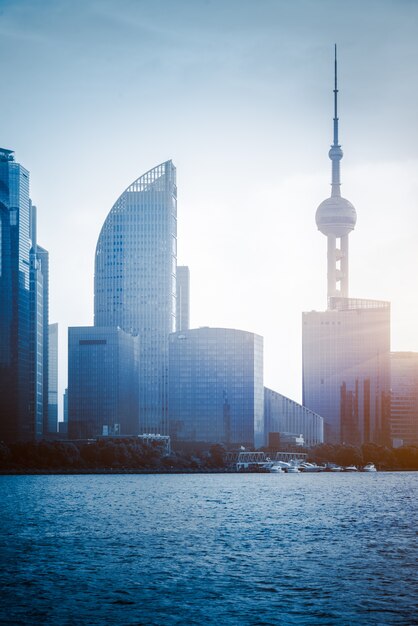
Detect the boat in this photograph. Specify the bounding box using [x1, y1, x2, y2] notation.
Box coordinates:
[362, 462, 377, 472]
[343, 465, 358, 472]
[286, 465, 300, 473]
[299, 462, 324, 473]
[268, 464, 285, 474]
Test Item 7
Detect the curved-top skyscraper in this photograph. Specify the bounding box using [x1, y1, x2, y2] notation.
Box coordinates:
[315, 45, 357, 301]
[94, 160, 177, 435]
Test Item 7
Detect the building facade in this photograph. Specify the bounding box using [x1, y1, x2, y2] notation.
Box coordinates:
[169, 327, 264, 448]
[94, 161, 177, 435]
[48, 323, 58, 435]
[68, 326, 139, 439]
[176, 266, 190, 331]
[390, 352, 418, 447]
[264, 387, 324, 448]
[303, 297, 391, 445]
[0, 148, 48, 442]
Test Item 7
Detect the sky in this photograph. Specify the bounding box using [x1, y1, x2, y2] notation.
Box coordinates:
[1, 0, 417, 418]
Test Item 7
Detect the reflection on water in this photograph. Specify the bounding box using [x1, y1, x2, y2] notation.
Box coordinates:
[1, 473, 417, 625]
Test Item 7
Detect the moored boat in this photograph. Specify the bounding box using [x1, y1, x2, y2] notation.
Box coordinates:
[343, 465, 358, 472]
[299, 462, 324, 473]
[362, 462, 377, 472]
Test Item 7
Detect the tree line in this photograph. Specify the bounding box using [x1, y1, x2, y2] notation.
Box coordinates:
[0, 439, 417, 471]
[307, 442, 418, 470]
[0, 439, 227, 472]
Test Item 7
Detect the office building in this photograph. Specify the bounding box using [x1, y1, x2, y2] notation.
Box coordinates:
[94, 161, 177, 435]
[264, 387, 324, 448]
[303, 298, 390, 445]
[0, 148, 48, 442]
[68, 326, 139, 439]
[169, 327, 264, 448]
[48, 323, 58, 435]
[176, 266, 190, 331]
[302, 51, 391, 445]
[390, 352, 418, 446]
[36, 243, 49, 435]
[59, 388, 68, 436]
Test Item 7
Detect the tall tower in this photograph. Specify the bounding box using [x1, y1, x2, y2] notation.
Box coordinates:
[302, 49, 390, 445]
[94, 161, 177, 435]
[315, 45, 357, 302]
[0, 148, 48, 442]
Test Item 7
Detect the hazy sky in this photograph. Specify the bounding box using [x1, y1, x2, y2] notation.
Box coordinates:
[1, 0, 418, 417]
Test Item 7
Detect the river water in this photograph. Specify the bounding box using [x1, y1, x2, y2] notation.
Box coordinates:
[1, 472, 417, 625]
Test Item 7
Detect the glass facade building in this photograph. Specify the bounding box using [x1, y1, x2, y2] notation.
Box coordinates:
[36, 243, 49, 434]
[94, 161, 177, 435]
[48, 323, 58, 435]
[68, 326, 139, 439]
[302, 297, 391, 445]
[390, 352, 418, 447]
[176, 266, 190, 331]
[169, 328, 264, 448]
[29, 242, 45, 438]
[264, 387, 324, 448]
[0, 148, 32, 441]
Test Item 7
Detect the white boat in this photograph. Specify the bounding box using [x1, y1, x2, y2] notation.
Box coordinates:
[362, 462, 377, 472]
[286, 465, 300, 473]
[268, 464, 285, 474]
[343, 465, 358, 472]
[299, 462, 324, 473]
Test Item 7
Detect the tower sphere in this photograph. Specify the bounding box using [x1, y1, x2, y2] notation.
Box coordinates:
[315, 196, 357, 237]
[328, 145, 343, 160]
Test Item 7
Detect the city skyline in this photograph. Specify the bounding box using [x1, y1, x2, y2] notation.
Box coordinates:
[1, 0, 417, 415]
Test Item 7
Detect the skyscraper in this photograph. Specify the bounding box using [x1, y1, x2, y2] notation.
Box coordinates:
[48, 322, 58, 436]
[176, 266, 190, 331]
[94, 161, 177, 435]
[302, 50, 391, 445]
[390, 352, 418, 447]
[29, 203, 50, 438]
[68, 326, 139, 439]
[0, 148, 48, 442]
[169, 327, 264, 448]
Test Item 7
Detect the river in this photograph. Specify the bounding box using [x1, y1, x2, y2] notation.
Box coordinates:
[1, 472, 417, 625]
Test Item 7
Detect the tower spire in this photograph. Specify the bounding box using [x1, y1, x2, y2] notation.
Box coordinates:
[315, 45, 357, 303]
[333, 43, 338, 146]
[330, 43, 343, 198]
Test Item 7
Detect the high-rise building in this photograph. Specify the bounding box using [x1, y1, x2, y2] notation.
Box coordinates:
[59, 387, 68, 436]
[37, 244, 49, 434]
[390, 352, 418, 447]
[169, 327, 264, 448]
[302, 50, 391, 445]
[29, 236, 44, 438]
[264, 387, 324, 448]
[29, 203, 49, 438]
[0, 148, 48, 442]
[48, 323, 58, 435]
[176, 266, 190, 332]
[68, 326, 139, 439]
[94, 161, 177, 435]
[303, 298, 390, 444]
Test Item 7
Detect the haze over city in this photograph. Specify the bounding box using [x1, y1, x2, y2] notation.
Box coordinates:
[1, 0, 417, 415]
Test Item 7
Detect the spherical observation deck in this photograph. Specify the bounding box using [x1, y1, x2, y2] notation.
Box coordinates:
[315, 195, 357, 238]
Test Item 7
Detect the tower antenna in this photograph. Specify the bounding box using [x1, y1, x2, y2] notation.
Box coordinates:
[330, 43, 342, 198]
[333, 43, 338, 147]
